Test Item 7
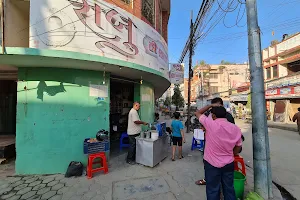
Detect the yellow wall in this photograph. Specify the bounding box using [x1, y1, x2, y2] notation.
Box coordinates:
[4, 0, 29, 47]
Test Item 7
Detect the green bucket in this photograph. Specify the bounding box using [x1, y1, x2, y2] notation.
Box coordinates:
[234, 171, 246, 200]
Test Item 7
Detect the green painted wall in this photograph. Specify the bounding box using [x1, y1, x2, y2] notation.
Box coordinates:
[134, 84, 141, 103]
[16, 68, 110, 174]
[140, 83, 155, 129]
[133, 83, 155, 128]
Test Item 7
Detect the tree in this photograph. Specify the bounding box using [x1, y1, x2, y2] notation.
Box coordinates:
[220, 60, 235, 65]
[219, 65, 226, 73]
[164, 96, 171, 107]
[199, 60, 206, 65]
[246, 93, 251, 113]
[194, 60, 207, 69]
[172, 84, 185, 110]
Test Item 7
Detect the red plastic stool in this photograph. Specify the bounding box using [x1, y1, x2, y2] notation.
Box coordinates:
[234, 155, 246, 176]
[87, 152, 108, 179]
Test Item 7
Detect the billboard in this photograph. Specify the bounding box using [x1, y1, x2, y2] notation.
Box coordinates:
[169, 63, 184, 84]
[29, 0, 169, 79]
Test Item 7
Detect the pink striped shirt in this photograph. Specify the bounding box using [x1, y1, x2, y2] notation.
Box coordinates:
[199, 115, 242, 168]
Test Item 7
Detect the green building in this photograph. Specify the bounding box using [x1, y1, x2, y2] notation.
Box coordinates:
[0, 0, 170, 174]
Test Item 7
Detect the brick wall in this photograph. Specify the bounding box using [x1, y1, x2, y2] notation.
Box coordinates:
[162, 11, 169, 43]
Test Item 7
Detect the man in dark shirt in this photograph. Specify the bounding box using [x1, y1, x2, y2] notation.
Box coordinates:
[195, 97, 238, 186]
[292, 107, 300, 135]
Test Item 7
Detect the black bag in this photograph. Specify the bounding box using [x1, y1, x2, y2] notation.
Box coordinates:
[65, 161, 83, 178]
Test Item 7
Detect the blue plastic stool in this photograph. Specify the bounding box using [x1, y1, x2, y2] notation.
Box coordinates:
[191, 137, 205, 151]
[119, 132, 130, 150]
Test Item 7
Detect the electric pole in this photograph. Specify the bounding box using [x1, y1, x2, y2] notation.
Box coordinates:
[187, 10, 193, 133]
[246, 0, 273, 199]
[200, 70, 204, 107]
[1, 0, 4, 54]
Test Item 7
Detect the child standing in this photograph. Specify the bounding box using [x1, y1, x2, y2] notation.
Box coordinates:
[171, 112, 185, 161]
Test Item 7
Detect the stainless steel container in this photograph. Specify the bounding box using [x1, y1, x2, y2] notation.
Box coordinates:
[136, 134, 169, 167]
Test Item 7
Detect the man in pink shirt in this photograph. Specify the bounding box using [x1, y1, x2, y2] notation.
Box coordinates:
[196, 104, 242, 200]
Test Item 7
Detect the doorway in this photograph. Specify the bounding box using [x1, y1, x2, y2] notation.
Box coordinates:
[0, 80, 17, 162]
[109, 78, 134, 156]
[0, 80, 17, 135]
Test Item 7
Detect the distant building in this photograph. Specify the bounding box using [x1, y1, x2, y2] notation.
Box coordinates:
[263, 32, 300, 122]
[184, 64, 249, 104]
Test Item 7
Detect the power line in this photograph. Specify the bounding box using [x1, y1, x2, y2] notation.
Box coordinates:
[21, 0, 136, 37]
[17, 4, 73, 34]
[178, 0, 213, 63]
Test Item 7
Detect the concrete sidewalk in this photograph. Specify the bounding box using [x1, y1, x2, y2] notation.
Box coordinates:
[0, 118, 283, 200]
[247, 119, 299, 133]
[267, 121, 298, 133]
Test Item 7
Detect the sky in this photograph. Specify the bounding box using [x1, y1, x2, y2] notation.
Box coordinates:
[167, 0, 300, 77]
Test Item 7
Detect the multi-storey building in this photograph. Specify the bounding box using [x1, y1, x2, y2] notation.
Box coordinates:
[0, 0, 170, 174]
[184, 64, 249, 105]
[263, 33, 300, 122]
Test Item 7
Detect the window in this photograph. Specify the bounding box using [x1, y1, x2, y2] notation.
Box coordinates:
[273, 65, 278, 78]
[210, 73, 218, 79]
[142, 0, 154, 26]
[210, 86, 218, 94]
[157, 1, 162, 34]
[266, 68, 271, 79]
[120, 0, 131, 4]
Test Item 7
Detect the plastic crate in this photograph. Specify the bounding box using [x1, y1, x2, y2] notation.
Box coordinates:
[83, 138, 110, 154]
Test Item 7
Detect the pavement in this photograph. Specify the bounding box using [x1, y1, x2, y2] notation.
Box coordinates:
[267, 121, 298, 133]
[239, 120, 300, 199]
[0, 118, 283, 200]
[247, 119, 299, 133]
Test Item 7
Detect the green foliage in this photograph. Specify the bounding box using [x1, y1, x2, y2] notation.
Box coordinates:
[172, 84, 185, 109]
[246, 93, 251, 109]
[199, 60, 206, 65]
[164, 96, 171, 107]
[219, 65, 226, 70]
[194, 60, 207, 69]
[220, 60, 235, 65]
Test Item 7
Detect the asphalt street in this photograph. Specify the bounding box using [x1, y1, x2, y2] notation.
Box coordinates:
[238, 120, 300, 199]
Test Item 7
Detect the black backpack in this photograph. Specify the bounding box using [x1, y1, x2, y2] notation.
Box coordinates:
[65, 161, 83, 178]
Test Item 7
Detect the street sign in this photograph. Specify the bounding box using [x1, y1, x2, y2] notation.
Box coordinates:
[169, 63, 184, 84]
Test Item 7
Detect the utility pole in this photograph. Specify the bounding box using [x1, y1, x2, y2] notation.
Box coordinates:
[200, 70, 204, 107]
[187, 10, 193, 133]
[246, 0, 273, 199]
[1, 0, 4, 54]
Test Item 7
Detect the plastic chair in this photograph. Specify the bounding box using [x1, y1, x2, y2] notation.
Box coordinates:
[119, 132, 129, 150]
[156, 124, 162, 136]
[234, 155, 246, 176]
[87, 152, 108, 179]
[191, 137, 205, 151]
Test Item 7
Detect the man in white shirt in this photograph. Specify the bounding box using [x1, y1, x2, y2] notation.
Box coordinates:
[127, 102, 148, 165]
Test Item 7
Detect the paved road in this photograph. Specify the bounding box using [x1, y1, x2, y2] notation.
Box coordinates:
[238, 120, 300, 199]
[0, 117, 283, 200]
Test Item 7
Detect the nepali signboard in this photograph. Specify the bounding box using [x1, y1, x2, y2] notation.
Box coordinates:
[29, 0, 169, 79]
[169, 63, 184, 84]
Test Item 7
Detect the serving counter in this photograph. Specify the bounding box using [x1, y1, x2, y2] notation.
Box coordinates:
[135, 134, 169, 167]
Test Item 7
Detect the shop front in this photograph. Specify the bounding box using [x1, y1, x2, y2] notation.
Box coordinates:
[265, 74, 300, 122]
[0, 0, 170, 174]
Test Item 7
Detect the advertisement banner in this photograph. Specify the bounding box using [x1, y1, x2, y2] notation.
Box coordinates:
[266, 74, 300, 89]
[266, 89, 278, 96]
[169, 63, 184, 84]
